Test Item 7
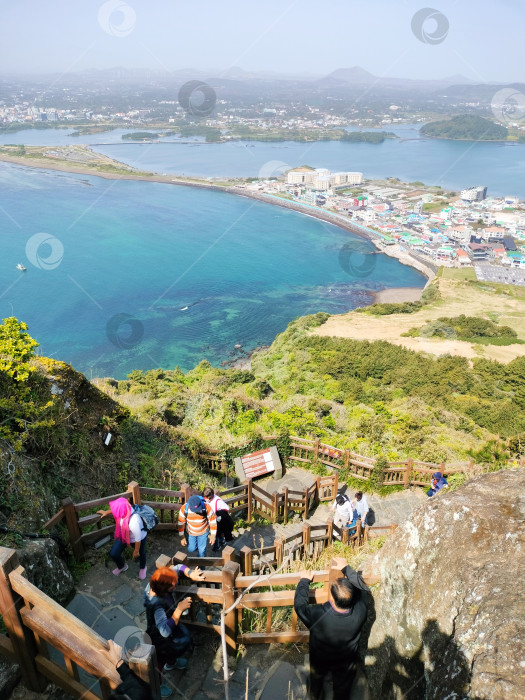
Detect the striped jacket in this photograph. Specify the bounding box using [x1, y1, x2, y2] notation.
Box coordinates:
[178, 501, 217, 538]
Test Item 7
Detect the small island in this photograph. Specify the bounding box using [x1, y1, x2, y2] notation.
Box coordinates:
[420, 114, 508, 141]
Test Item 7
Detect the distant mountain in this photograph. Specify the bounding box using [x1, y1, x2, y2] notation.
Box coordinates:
[320, 67, 476, 92]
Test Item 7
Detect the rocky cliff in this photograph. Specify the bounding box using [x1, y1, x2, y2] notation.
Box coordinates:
[362, 468, 525, 699]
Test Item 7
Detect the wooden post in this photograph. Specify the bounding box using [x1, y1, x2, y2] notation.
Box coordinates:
[344, 449, 350, 471]
[62, 497, 84, 561]
[172, 551, 188, 568]
[246, 479, 253, 523]
[155, 554, 172, 569]
[313, 438, 320, 464]
[356, 520, 362, 545]
[329, 559, 343, 588]
[222, 546, 236, 565]
[302, 522, 311, 557]
[0, 548, 46, 691]
[240, 546, 252, 576]
[272, 492, 279, 523]
[181, 483, 191, 505]
[128, 644, 161, 699]
[302, 488, 309, 520]
[341, 526, 349, 545]
[314, 476, 320, 508]
[404, 459, 413, 489]
[282, 487, 289, 523]
[333, 470, 338, 498]
[222, 561, 240, 651]
[127, 481, 141, 505]
[326, 518, 333, 546]
[274, 538, 283, 568]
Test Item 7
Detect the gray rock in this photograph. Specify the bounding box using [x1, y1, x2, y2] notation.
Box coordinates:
[362, 468, 525, 700]
[17, 538, 74, 605]
[0, 656, 20, 699]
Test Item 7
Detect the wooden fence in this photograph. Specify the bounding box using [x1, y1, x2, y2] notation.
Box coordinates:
[155, 549, 384, 650]
[42, 474, 339, 561]
[198, 435, 503, 489]
[0, 547, 160, 698]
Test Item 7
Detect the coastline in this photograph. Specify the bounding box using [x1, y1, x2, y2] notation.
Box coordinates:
[0, 151, 434, 287]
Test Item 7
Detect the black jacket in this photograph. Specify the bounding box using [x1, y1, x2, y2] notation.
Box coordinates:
[113, 662, 154, 700]
[293, 565, 369, 666]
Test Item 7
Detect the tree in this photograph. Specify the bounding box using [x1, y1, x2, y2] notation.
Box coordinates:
[0, 317, 39, 381]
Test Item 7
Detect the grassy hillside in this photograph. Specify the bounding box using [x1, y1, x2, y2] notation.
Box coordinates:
[1, 278, 524, 530]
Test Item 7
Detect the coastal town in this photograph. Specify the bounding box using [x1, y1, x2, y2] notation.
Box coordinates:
[240, 167, 525, 284]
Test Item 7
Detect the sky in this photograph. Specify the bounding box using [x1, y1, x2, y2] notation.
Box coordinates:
[0, 0, 523, 83]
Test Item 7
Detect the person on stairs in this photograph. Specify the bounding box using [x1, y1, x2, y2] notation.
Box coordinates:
[331, 493, 354, 529]
[98, 497, 148, 580]
[202, 487, 234, 551]
[144, 565, 204, 698]
[177, 494, 217, 558]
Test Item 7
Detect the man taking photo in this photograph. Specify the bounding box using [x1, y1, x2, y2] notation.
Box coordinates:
[294, 557, 370, 699]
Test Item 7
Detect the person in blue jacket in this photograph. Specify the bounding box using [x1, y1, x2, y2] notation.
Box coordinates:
[427, 471, 449, 497]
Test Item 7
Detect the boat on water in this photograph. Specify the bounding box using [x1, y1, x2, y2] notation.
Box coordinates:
[16, 263, 26, 271]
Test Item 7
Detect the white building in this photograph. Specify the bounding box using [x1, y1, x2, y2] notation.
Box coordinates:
[287, 168, 363, 189]
[460, 186, 487, 202]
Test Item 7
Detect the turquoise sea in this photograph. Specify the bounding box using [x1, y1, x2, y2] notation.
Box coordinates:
[0, 161, 425, 378]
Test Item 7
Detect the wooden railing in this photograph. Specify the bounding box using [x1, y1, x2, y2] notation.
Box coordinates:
[44, 474, 339, 560]
[197, 436, 497, 489]
[156, 549, 384, 650]
[173, 517, 394, 577]
[0, 547, 160, 698]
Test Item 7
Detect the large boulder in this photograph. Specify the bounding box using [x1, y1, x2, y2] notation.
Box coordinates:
[361, 468, 525, 700]
[17, 538, 74, 605]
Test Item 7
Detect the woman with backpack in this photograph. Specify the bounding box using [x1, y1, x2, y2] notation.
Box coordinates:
[98, 497, 148, 580]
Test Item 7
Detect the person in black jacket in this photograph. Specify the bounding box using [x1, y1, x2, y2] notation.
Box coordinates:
[103, 639, 156, 700]
[294, 557, 369, 700]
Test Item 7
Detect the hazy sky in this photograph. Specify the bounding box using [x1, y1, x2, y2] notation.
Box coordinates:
[0, 0, 522, 82]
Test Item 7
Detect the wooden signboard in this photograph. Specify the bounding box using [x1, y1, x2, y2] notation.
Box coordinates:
[234, 446, 283, 482]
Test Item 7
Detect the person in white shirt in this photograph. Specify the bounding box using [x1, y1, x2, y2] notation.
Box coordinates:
[352, 491, 370, 528]
[99, 497, 148, 580]
[331, 494, 354, 528]
[202, 487, 234, 551]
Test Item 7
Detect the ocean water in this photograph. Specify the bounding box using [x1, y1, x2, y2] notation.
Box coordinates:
[0, 161, 425, 378]
[2, 124, 524, 197]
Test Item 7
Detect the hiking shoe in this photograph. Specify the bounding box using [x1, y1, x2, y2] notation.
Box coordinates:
[160, 683, 173, 697]
[139, 566, 147, 580]
[112, 564, 128, 576]
[163, 658, 188, 671]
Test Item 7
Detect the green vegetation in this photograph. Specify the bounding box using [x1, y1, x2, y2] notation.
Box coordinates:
[440, 267, 477, 281]
[404, 315, 522, 346]
[355, 284, 439, 316]
[2, 286, 524, 528]
[122, 131, 160, 140]
[178, 125, 222, 142]
[421, 114, 508, 141]
[340, 131, 396, 143]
